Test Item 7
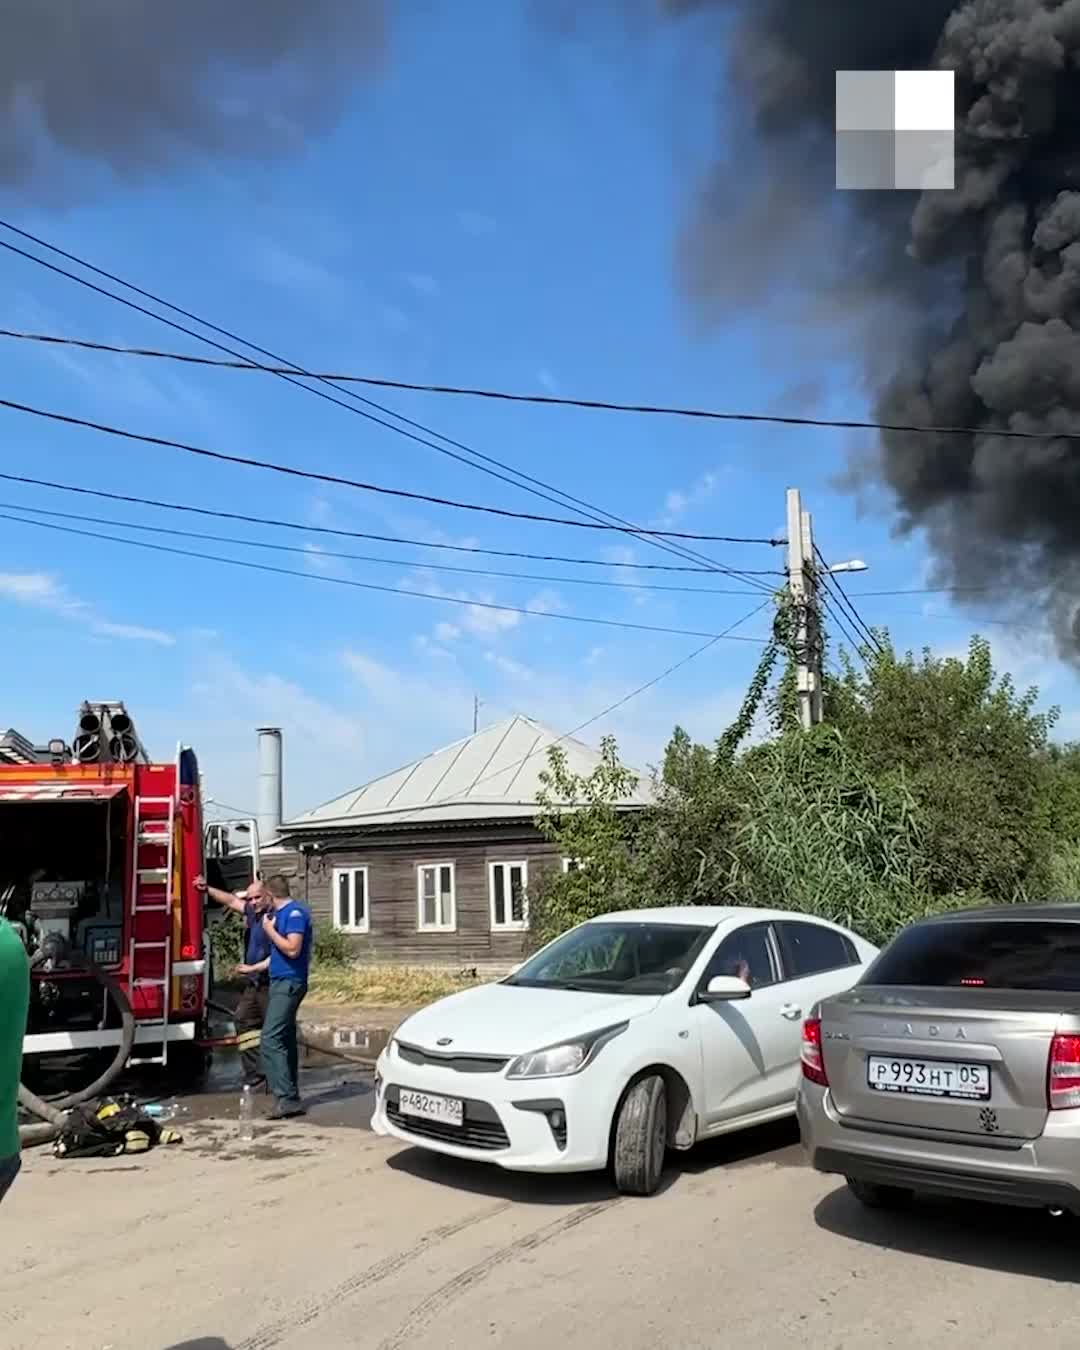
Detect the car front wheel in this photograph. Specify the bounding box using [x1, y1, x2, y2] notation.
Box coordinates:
[612, 1074, 667, 1197]
[845, 1176, 913, 1210]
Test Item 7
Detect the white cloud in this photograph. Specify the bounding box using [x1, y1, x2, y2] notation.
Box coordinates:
[177, 661, 368, 820]
[302, 543, 342, 575]
[171, 630, 764, 818]
[3, 290, 214, 423]
[524, 589, 564, 616]
[660, 470, 722, 527]
[485, 651, 534, 681]
[249, 239, 340, 304]
[0, 571, 174, 645]
[402, 577, 523, 640]
[95, 621, 176, 645]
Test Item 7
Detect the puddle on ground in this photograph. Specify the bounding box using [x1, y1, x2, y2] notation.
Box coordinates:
[20, 1018, 385, 1136]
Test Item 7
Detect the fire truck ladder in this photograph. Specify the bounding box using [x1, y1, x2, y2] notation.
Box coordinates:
[127, 794, 175, 1067]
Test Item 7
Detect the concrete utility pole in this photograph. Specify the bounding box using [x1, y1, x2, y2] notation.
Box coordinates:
[785, 487, 824, 729]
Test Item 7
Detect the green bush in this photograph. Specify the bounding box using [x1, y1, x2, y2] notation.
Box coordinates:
[208, 912, 243, 974]
[208, 911, 352, 975]
[313, 920, 352, 968]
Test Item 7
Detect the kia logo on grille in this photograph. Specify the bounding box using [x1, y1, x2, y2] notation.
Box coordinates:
[436, 1037, 453, 1046]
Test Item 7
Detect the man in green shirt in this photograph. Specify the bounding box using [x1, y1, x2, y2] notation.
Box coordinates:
[0, 917, 30, 1203]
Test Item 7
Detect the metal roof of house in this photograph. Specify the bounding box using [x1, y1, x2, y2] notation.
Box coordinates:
[285, 715, 652, 831]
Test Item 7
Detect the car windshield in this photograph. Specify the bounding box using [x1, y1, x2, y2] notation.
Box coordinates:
[505, 921, 713, 996]
[865, 919, 1080, 992]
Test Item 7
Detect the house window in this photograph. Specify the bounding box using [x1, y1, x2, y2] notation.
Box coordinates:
[490, 861, 528, 931]
[417, 863, 456, 932]
[562, 857, 582, 873]
[333, 867, 369, 933]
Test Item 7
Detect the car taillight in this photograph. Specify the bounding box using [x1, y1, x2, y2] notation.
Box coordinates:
[1048, 1034, 1080, 1110]
[801, 1016, 828, 1087]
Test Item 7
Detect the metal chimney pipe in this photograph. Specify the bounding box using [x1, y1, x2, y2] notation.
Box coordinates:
[256, 727, 283, 848]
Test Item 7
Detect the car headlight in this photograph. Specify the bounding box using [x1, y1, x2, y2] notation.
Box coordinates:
[506, 1022, 629, 1080]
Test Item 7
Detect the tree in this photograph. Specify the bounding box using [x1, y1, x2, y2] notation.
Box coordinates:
[824, 634, 1058, 901]
[724, 725, 946, 947]
[531, 736, 645, 944]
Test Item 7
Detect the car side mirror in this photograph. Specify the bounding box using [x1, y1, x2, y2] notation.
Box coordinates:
[700, 975, 752, 1002]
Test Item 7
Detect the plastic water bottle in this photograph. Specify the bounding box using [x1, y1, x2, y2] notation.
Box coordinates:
[238, 1083, 255, 1142]
[143, 1099, 188, 1123]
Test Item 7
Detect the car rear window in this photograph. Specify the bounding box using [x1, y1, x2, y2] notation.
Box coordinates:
[866, 920, 1080, 991]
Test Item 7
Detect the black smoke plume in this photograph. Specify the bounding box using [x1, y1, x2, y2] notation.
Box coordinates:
[0, 1, 387, 198]
[667, 0, 1080, 659]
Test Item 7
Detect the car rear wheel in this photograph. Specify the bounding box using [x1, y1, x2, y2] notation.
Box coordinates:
[845, 1176, 913, 1210]
[612, 1074, 667, 1197]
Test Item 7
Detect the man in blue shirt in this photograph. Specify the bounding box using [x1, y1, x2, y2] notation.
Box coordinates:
[195, 875, 274, 1089]
[259, 874, 313, 1119]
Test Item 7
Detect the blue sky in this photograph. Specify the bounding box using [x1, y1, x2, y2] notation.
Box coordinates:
[1, 5, 1074, 819]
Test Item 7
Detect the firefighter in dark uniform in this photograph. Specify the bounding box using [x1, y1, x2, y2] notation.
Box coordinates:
[195, 875, 272, 1088]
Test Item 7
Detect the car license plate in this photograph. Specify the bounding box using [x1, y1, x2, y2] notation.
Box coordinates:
[399, 1088, 464, 1126]
[867, 1055, 990, 1100]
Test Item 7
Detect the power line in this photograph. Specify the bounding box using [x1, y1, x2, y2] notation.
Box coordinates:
[0, 393, 774, 544]
[814, 546, 886, 656]
[8, 322, 1080, 449]
[0, 511, 773, 645]
[0, 499, 785, 598]
[0, 222, 777, 589]
[0, 468, 784, 576]
[844, 584, 1000, 598]
[818, 590, 868, 661]
[310, 596, 777, 829]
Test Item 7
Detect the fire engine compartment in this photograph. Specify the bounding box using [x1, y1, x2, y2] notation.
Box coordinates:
[0, 794, 130, 1033]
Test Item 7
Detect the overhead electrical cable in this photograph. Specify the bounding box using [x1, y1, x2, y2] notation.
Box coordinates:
[5, 323, 1080, 447]
[326, 596, 778, 829]
[0, 222, 777, 590]
[818, 591, 868, 662]
[813, 546, 886, 657]
[0, 500, 784, 598]
[0, 512, 772, 645]
[0, 469, 784, 575]
[0, 394, 772, 543]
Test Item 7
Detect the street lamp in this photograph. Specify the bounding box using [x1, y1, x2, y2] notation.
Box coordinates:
[824, 558, 867, 574]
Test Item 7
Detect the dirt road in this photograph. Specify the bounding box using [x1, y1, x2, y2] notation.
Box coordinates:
[5, 1075, 1080, 1349]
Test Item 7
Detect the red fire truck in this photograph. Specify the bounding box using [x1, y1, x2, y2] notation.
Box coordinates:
[0, 702, 254, 1075]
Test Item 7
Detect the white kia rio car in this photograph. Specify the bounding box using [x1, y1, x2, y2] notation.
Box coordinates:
[372, 907, 877, 1195]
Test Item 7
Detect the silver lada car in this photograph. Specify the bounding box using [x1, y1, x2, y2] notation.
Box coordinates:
[797, 904, 1080, 1216]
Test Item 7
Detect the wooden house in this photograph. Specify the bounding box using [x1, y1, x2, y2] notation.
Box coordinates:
[267, 715, 650, 968]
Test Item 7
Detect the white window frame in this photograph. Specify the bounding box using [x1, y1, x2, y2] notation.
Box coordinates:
[417, 862, 457, 933]
[332, 866, 370, 934]
[489, 859, 529, 932]
[562, 857, 583, 873]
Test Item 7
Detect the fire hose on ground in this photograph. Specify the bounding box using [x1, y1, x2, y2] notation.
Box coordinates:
[204, 997, 377, 1068]
[20, 978, 373, 1148]
[19, 944, 135, 1148]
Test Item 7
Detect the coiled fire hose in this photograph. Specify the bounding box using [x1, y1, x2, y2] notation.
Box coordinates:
[19, 941, 135, 1148]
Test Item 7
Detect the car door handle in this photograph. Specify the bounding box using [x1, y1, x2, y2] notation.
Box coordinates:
[780, 1003, 803, 1020]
